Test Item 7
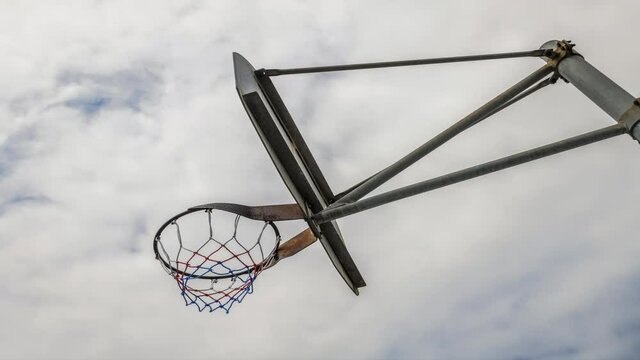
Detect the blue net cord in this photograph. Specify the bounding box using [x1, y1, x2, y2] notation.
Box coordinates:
[155, 210, 279, 313]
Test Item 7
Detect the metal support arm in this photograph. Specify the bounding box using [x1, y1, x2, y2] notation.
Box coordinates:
[332, 76, 554, 201]
[331, 64, 554, 206]
[261, 49, 550, 76]
[314, 123, 626, 223]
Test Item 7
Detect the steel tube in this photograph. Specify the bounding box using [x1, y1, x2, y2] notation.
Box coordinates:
[333, 77, 552, 201]
[481, 77, 553, 120]
[314, 123, 626, 223]
[540, 40, 639, 141]
[263, 49, 549, 76]
[558, 55, 634, 120]
[333, 64, 554, 206]
[558, 56, 639, 141]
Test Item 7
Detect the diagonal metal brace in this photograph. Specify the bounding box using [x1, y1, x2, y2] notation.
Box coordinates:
[313, 123, 626, 223]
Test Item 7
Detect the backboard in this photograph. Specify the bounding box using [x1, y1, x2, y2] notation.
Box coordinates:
[233, 53, 366, 294]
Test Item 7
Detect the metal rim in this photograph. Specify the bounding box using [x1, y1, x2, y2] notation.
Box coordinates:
[153, 207, 281, 280]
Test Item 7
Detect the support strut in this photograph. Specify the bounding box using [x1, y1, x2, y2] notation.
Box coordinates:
[314, 123, 626, 223]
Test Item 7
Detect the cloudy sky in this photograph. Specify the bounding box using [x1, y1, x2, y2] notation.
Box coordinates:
[2, 1, 640, 359]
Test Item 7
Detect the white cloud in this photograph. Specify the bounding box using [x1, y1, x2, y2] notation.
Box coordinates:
[1, 1, 640, 359]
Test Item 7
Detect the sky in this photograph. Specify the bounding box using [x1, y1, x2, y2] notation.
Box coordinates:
[1, 1, 640, 359]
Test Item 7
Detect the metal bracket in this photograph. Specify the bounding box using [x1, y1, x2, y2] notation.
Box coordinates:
[619, 98, 640, 141]
[544, 40, 580, 83]
[189, 202, 305, 221]
[265, 228, 318, 269]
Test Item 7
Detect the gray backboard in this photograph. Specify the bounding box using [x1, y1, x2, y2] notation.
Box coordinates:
[233, 53, 366, 293]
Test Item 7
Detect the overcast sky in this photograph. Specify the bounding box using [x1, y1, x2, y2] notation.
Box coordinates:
[2, 1, 640, 359]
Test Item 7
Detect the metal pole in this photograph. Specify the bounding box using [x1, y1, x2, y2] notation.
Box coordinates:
[333, 77, 553, 201]
[314, 123, 626, 223]
[332, 64, 555, 206]
[540, 40, 640, 142]
[261, 49, 550, 76]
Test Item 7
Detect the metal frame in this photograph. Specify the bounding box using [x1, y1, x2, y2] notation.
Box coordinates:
[213, 40, 640, 295]
[258, 40, 639, 224]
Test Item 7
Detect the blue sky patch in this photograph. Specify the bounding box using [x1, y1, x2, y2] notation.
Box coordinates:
[57, 67, 161, 115]
[64, 96, 112, 115]
[0, 194, 51, 216]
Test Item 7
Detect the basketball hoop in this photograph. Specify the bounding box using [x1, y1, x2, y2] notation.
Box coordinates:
[154, 203, 315, 313]
[155, 41, 640, 314]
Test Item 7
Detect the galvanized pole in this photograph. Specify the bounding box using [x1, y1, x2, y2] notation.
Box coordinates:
[540, 40, 640, 142]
